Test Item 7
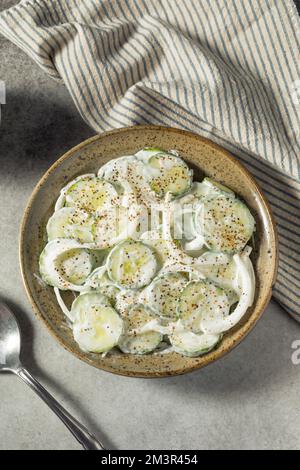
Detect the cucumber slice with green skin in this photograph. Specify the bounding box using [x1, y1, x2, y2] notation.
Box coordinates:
[106, 240, 158, 289]
[169, 330, 221, 357]
[39, 239, 94, 291]
[147, 153, 192, 197]
[134, 147, 167, 162]
[177, 280, 230, 333]
[71, 293, 123, 353]
[118, 304, 162, 354]
[196, 194, 255, 253]
[200, 260, 240, 305]
[54, 174, 96, 212]
[92, 204, 141, 249]
[71, 291, 111, 321]
[146, 272, 188, 321]
[84, 266, 120, 305]
[46, 207, 94, 243]
[172, 182, 208, 206]
[65, 177, 118, 213]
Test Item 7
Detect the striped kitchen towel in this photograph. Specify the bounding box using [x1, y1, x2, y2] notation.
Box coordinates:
[0, 0, 299, 320]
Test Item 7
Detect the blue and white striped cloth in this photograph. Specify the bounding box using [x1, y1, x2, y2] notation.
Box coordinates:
[0, 0, 299, 320]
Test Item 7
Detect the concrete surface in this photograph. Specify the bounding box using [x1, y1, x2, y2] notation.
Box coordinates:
[0, 0, 300, 451]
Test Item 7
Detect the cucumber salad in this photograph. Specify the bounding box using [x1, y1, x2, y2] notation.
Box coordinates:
[39, 148, 256, 358]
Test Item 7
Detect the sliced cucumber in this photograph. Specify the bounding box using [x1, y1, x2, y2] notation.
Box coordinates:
[71, 293, 123, 353]
[47, 207, 94, 243]
[182, 179, 233, 201]
[84, 266, 120, 305]
[199, 253, 237, 290]
[189, 181, 211, 199]
[177, 280, 230, 333]
[147, 153, 192, 197]
[201, 261, 240, 305]
[146, 272, 188, 321]
[196, 251, 251, 305]
[169, 330, 221, 357]
[65, 177, 118, 213]
[197, 194, 255, 253]
[106, 240, 158, 289]
[71, 291, 111, 321]
[118, 304, 162, 354]
[171, 177, 233, 208]
[140, 230, 170, 267]
[135, 147, 167, 163]
[39, 239, 94, 291]
[195, 251, 231, 268]
[54, 174, 96, 212]
[172, 183, 207, 206]
[92, 205, 141, 249]
[98, 156, 135, 183]
[202, 177, 234, 195]
[115, 289, 137, 317]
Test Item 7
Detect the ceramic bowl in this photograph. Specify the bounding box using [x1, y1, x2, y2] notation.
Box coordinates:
[19, 126, 278, 377]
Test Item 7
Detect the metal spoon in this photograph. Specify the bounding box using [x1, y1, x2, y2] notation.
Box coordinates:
[0, 301, 105, 450]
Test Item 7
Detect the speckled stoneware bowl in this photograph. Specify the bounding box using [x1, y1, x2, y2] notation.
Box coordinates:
[20, 126, 278, 378]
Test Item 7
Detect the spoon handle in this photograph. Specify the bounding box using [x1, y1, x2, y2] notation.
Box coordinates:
[16, 367, 105, 450]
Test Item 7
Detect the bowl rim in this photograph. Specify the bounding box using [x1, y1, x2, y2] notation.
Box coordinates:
[19, 125, 279, 378]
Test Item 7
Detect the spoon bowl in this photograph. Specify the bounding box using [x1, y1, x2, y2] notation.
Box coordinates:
[0, 302, 21, 372]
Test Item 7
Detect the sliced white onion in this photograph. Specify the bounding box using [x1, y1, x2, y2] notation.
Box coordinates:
[54, 287, 73, 322]
[183, 234, 205, 252]
[201, 253, 255, 334]
[129, 318, 185, 337]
